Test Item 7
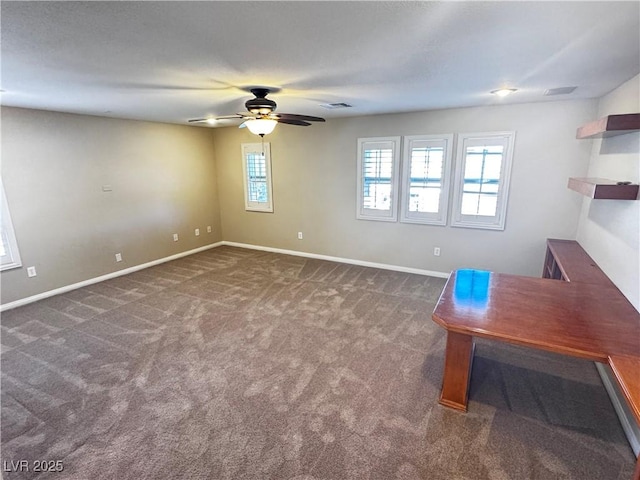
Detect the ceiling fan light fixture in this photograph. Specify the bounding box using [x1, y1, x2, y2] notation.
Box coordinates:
[491, 88, 517, 97]
[245, 119, 277, 136]
[189, 87, 324, 132]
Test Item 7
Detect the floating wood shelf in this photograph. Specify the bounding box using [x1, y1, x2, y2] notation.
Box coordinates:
[568, 177, 639, 200]
[576, 113, 640, 139]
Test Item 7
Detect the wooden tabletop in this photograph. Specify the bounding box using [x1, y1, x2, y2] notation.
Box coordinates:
[546, 239, 615, 285]
[432, 269, 640, 362]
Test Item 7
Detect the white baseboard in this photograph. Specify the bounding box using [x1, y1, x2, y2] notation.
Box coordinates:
[1, 241, 449, 312]
[0, 242, 224, 312]
[221, 241, 450, 279]
[596, 362, 640, 457]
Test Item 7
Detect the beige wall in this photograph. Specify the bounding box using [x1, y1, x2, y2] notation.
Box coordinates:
[576, 74, 640, 310]
[214, 99, 596, 277]
[2, 97, 613, 306]
[1, 107, 221, 304]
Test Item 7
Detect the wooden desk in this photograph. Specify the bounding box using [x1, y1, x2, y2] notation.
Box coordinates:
[543, 238, 640, 433]
[609, 353, 640, 480]
[432, 269, 640, 412]
[609, 355, 640, 426]
[433, 265, 640, 479]
[543, 238, 614, 285]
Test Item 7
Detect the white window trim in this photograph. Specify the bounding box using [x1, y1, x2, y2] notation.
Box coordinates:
[356, 136, 401, 222]
[400, 134, 454, 226]
[241, 142, 273, 213]
[1, 179, 22, 271]
[451, 131, 515, 231]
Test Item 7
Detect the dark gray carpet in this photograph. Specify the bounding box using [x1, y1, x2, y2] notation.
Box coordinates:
[0, 246, 636, 479]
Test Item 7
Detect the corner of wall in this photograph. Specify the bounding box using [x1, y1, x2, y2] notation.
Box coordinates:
[576, 74, 640, 309]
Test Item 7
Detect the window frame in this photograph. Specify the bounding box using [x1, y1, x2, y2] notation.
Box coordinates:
[451, 131, 516, 231]
[400, 134, 454, 226]
[241, 142, 274, 213]
[1, 179, 22, 271]
[356, 136, 401, 222]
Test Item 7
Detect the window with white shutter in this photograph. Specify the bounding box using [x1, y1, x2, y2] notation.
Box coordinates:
[1, 179, 22, 271]
[400, 134, 453, 225]
[356, 137, 401, 221]
[242, 143, 273, 212]
[451, 132, 515, 230]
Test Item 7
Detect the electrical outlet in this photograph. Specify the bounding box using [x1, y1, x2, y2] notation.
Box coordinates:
[195, 228, 200, 236]
[27, 266, 37, 277]
[297, 232, 303, 240]
[115, 253, 122, 262]
[173, 233, 179, 242]
[207, 226, 212, 233]
[434, 247, 441, 257]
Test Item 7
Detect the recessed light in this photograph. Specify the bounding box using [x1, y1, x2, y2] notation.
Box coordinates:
[490, 88, 517, 97]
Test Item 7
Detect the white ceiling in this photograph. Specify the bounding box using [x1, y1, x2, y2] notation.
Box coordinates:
[2, 1, 639, 128]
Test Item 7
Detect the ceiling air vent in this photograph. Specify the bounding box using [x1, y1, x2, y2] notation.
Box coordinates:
[544, 86, 577, 96]
[320, 102, 353, 109]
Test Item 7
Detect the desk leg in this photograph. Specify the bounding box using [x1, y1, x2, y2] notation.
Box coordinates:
[439, 331, 475, 412]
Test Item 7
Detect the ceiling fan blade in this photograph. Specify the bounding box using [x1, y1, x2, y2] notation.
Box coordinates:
[188, 118, 209, 123]
[276, 113, 325, 122]
[277, 118, 311, 127]
[215, 114, 246, 120]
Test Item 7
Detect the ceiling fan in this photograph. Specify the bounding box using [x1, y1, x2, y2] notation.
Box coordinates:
[188, 87, 325, 136]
